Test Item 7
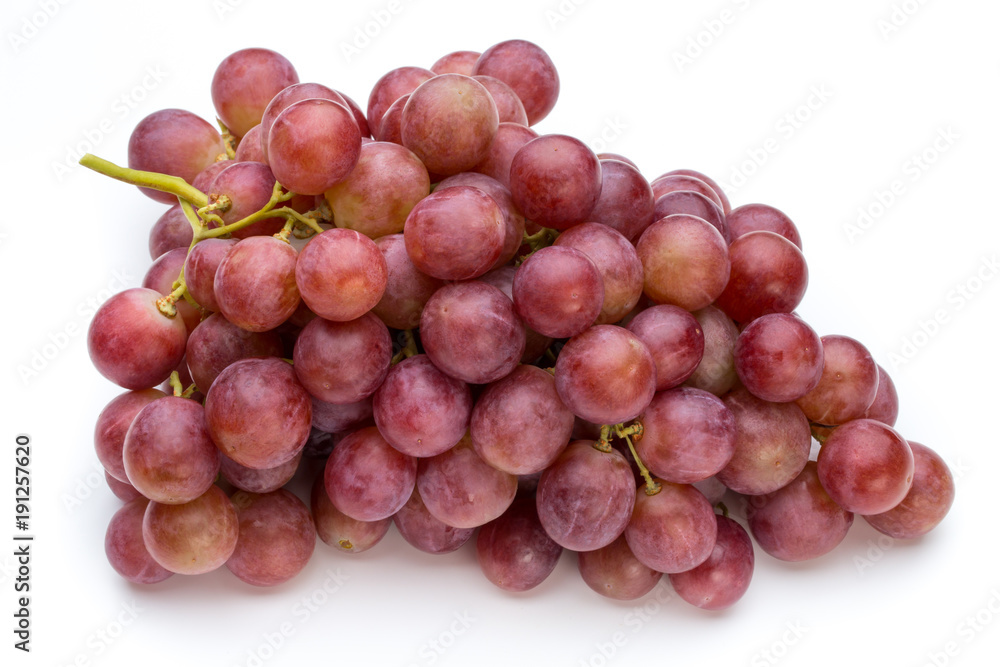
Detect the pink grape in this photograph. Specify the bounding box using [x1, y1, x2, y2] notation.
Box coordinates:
[128, 109, 226, 204]
[658, 169, 732, 214]
[372, 354, 472, 458]
[473, 121, 538, 189]
[470, 364, 575, 475]
[220, 450, 301, 494]
[366, 66, 435, 135]
[509, 134, 602, 231]
[87, 287, 188, 390]
[684, 306, 740, 396]
[420, 281, 526, 385]
[311, 474, 390, 554]
[207, 160, 284, 238]
[668, 515, 754, 610]
[431, 50, 481, 75]
[371, 234, 444, 330]
[324, 426, 417, 522]
[625, 481, 717, 574]
[577, 535, 662, 601]
[795, 335, 879, 425]
[393, 487, 475, 555]
[473, 74, 529, 125]
[258, 82, 350, 162]
[863, 442, 955, 539]
[292, 313, 392, 405]
[184, 312, 284, 392]
[625, 304, 705, 390]
[727, 203, 802, 248]
[535, 442, 636, 551]
[311, 396, 373, 434]
[435, 172, 526, 270]
[105, 498, 173, 584]
[95, 388, 166, 482]
[267, 98, 361, 195]
[211, 47, 298, 138]
[714, 231, 808, 324]
[554, 325, 656, 425]
[473, 39, 560, 125]
[148, 205, 193, 259]
[816, 419, 914, 515]
[142, 485, 239, 575]
[416, 435, 517, 529]
[105, 471, 143, 503]
[401, 74, 499, 176]
[650, 173, 725, 211]
[226, 489, 315, 586]
[295, 228, 387, 322]
[214, 236, 300, 333]
[143, 248, 200, 333]
[589, 158, 656, 242]
[204, 357, 312, 469]
[183, 237, 238, 313]
[512, 245, 604, 339]
[476, 496, 562, 592]
[653, 190, 729, 242]
[734, 313, 824, 403]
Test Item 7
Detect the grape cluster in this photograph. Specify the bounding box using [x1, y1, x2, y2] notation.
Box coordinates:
[88, 41, 955, 607]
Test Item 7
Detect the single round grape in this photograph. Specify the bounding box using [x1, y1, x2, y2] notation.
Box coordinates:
[204, 357, 312, 469]
[636, 214, 731, 312]
[734, 313, 824, 403]
[473, 122, 538, 189]
[87, 288, 188, 390]
[435, 172, 526, 270]
[512, 246, 604, 339]
[863, 442, 955, 539]
[668, 515, 754, 610]
[105, 471, 143, 503]
[509, 134, 602, 231]
[105, 498, 173, 584]
[625, 304, 705, 390]
[258, 82, 350, 161]
[816, 419, 914, 515]
[370, 234, 444, 330]
[625, 481, 717, 574]
[393, 487, 475, 554]
[214, 236, 300, 333]
[311, 396, 373, 434]
[123, 396, 220, 504]
[192, 159, 232, 194]
[292, 312, 391, 405]
[795, 335, 879, 425]
[211, 47, 298, 138]
[208, 160, 284, 238]
[95, 388, 166, 482]
[714, 231, 808, 324]
[653, 190, 729, 242]
[420, 281, 525, 385]
[470, 364, 574, 475]
[226, 489, 315, 587]
[403, 185, 505, 281]
[366, 66, 435, 135]
[372, 354, 472, 458]
[233, 125, 264, 162]
[267, 98, 361, 195]
[554, 325, 656, 425]
[684, 306, 740, 396]
[295, 228, 387, 322]
[142, 485, 239, 575]
[588, 159, 656, 242]
[577, 534, 662, 601]
[476, 496, 562, 592]
[745, 461, 854, 562]
[864, 365, 900, 426]
[401, 74, 499, 176]
[658, 168, 732, 214]
[184, 312, 284, 392]
[310, 474, 390, 554]
[635, 387, 736, 484]
[334, 90, 371, 138]
[183, 238, 237, 313]
[220, 450, 301, 494]
[324, 141, 430, 239]
[128, 109, 226, 204]
[473, 39, 560, 125]
[416, 435, 517, 529]
[553, 222, 643, 325]
[431, 50, 481, 75]
[536, 442, 636, 551]
[373, 93, 408, 144]
[727, 203, 802, 248]
[149, 205, 193, 259]
[716, 387, 812, 495]
[324, 426, 417, 522]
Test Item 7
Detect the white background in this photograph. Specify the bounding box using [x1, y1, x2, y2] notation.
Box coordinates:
[3, 0, 998, 665]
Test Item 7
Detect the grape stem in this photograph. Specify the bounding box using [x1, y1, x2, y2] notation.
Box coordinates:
[168, 371, 183, 397]
[517, 227, 559, 264]
[391, 329, 419, 365]
[77, 154, 209, 208]
[595, 422, 661, 496]
[215, 119, 238, 160]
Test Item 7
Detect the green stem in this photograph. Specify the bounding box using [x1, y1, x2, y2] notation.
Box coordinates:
[155, 272, 187, 318]
[595, 421, 660, 495]
[168, 371, 183, 397]
[78, 154, 208, 208]
[391, 330, 419, 365]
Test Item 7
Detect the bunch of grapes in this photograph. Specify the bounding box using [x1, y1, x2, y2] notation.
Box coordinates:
[87, 40, 955, 608]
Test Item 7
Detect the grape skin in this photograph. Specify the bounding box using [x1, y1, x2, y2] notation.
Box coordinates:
[625, 482, 718, 574]
[142, 485, 240, 575]
[476, 496, 562, 592]
[105, 498, 173, 585]
[95, 388, 166, 483]
[214, 236, 301, 333]
[324, 426, 417, 522]
[668, 515, 754, 610]
[863, 442, 955, 539]
[577, 534, 662, 601]
[226, 489, 316, 587]
[311, 474, 390, 554]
